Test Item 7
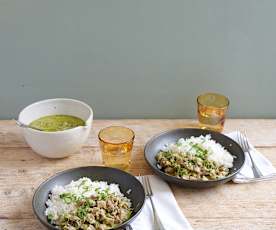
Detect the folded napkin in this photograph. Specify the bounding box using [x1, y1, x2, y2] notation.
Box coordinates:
[226, 131, 276, 183]
[131, 175, 193, 230]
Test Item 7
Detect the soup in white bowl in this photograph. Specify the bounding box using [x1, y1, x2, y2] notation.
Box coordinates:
[18, 98, 93, 158]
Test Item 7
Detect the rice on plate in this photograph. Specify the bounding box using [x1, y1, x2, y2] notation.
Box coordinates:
[45, 177, 132, 230]
[156, 135, 234, 180]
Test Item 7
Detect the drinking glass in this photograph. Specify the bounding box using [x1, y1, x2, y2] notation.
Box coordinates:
[98, 126, 135, 171]
[197, 93, 229, 132]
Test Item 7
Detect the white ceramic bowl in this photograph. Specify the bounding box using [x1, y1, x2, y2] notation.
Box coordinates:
[18, 98, 93, 158]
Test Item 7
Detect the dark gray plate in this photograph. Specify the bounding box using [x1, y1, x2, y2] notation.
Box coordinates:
[144, 128, 245, 188]
[33, 166, 145, 230]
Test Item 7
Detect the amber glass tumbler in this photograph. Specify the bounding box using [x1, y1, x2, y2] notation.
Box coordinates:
[98, 126, 135, 171]
[197, 93, 229, 132]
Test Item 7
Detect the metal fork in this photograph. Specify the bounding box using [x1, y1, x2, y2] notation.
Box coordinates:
[140, 175, 166, 230]
[237, 131, 263, 178]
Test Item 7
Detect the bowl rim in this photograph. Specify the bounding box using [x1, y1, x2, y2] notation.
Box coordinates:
[18, 98, 93, 134]
[32, 166, 145, 229]
[144, 128, 245, 184]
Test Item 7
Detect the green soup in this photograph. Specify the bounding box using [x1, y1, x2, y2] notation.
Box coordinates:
[29, 115, 85, 132]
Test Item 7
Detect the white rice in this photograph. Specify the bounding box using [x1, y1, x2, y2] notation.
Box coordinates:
[45, 177, 128, 222]
[163, 134, 234, 168]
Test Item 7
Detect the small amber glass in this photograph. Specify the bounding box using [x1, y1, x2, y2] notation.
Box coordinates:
[197, 93, 229, 132]
[98, 126, 135, 171]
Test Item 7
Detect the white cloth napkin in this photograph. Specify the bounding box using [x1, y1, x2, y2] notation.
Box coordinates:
[226, 131, 276, 183]
[131, 175, 193, 230]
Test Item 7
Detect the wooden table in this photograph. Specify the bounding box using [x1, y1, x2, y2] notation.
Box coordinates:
[1, 119, 276, 230]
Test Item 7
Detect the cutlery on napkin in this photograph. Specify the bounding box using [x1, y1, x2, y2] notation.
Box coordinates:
[227, 131, 276, 183]
[131, 131, 275, 229]
[132, 175, 193, 230]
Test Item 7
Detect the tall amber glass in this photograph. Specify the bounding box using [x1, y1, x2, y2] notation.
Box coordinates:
[98, 126, 135, 171]
[197, 93, 229, 132]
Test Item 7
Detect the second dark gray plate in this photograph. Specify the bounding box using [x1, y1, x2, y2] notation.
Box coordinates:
[144, 128, 245, 188]
[33, 166, 145, 229]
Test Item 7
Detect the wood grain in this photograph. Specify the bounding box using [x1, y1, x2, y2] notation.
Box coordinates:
[1, 119, 276, 148]
[0, 119, 276, 230]
[1, 218, 276, 230]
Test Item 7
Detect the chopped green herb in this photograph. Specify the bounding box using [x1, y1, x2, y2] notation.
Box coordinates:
[47, 213, 53, 220]
[156, 137, 231, 180]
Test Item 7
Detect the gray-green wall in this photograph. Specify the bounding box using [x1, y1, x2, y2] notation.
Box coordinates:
[1, 0, 275, 119]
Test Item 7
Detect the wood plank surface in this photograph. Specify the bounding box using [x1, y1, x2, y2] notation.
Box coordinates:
[0, 119, 276, 230]
[1, 218, 276, 230]
[1, 119, 276, 148]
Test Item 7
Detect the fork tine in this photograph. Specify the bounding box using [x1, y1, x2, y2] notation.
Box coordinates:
[240, 133, 246, 150]
[140, 175, 143, 187]
[240, 132, 247, 152]
[146, 177, 150, 195]
[237, 132, 244, 150]
[141, 176, 148, 196]
[145, 176, 152, 196]
[242, 131, 250, 150]
[145, 176, 153, 196]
